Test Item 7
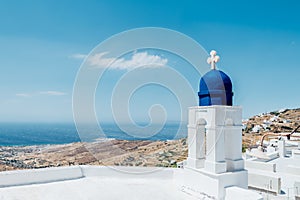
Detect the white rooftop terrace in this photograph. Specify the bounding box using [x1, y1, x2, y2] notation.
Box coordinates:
[245, 140, 300, 199]
[0, 165, 261, 200]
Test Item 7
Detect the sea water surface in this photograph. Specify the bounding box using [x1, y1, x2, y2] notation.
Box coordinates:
[0, 123, 187, 146]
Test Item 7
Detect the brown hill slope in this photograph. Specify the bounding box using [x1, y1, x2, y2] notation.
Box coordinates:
[1, 108, 300, 171]
[242, 108, 300, 148]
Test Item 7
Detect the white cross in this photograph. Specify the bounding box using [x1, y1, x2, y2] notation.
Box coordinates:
[207, 50, 220, 70]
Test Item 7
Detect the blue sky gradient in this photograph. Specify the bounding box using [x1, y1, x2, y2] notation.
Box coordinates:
[0, 0, 300, 122]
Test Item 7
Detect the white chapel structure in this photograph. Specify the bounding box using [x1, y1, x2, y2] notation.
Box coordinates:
[177, 50, 254, 199]
[187, 50, 245, 174]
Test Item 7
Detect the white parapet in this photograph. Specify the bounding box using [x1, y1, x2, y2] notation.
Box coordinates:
[245, 160, 276, 172]
[248, 169, 281, 194]
[0, 166, 83, 187]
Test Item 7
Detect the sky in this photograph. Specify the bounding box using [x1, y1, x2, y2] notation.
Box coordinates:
[0, 0, 300, 123]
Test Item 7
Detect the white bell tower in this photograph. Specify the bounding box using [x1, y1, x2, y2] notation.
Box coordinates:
[177, 50, 248, 200]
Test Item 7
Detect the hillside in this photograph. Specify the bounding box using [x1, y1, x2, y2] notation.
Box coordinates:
[242, 108, 300, 148]
[1, 108, 300, 171]
[0, 139, 187, 171]
[243, 108, 300, 133]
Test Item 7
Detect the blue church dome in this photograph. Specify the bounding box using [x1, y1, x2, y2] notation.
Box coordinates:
[198, 69, 233, 106]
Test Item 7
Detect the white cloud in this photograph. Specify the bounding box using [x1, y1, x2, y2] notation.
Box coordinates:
[39, 91, 67, 96]
[87, 51, 168, 70]
[16, 93, 31, 97]
[70, 53, 87, 59]
[16, 91, 67, 98]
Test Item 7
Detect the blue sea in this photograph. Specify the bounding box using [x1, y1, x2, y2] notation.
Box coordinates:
[0, 123, 187, 146]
